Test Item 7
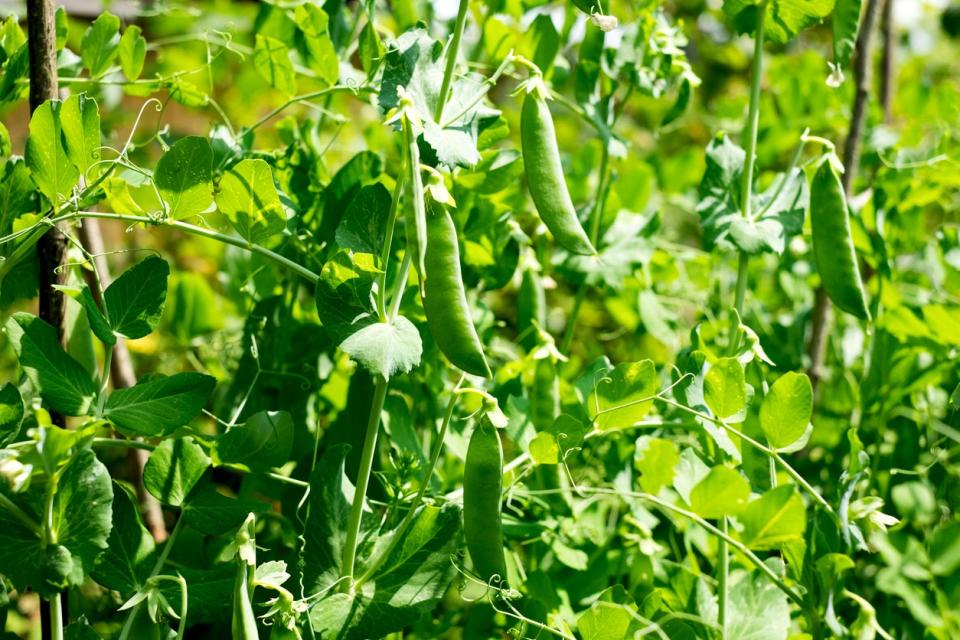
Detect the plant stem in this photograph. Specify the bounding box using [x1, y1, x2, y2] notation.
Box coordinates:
[377, 168, 407, 321]
[435, 0, 470, 122]
[356, 376, 464, 585]
[50, 592, 64, 640]
[339, 375, 389, 590]
[739, 4, 766, 222]
[118, 516, 185, 640]
[560, 143, 611, 354]
[52, 211, 320, 283]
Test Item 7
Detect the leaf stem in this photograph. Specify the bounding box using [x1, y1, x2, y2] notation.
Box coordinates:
[50, 592, 64, 640]
[435, 0, 471, 122]
[339, 374, 389, 591]
[377, 166, 407, 321]
[739, 3, 766, 221]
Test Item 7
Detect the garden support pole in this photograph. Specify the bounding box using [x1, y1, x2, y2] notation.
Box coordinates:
[27, 0, 65, 637]
[807, 0, 884, 396]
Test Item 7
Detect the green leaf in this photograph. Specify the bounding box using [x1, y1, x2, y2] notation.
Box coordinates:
[690, 466, 751, 518]
[634, 436, 680, 494]
[358, 20, 383, 78]
[143, 437, 210, 507]
[25, 100, 79, 207]
[104, 372, 216, 437]
[4, 313, 98, 416]
[214, 410, 294, 472]
[577, 586, 642, 640]
[253, 34, 296, 96]
[62, 284, 114, 346]
[335, 183, 391, 255]
[91, 483, 156, 596]
[304, 446, 460, 639]
[725, 563, 791, 640]
[154, 136, 214, 220]
[118, 25, 146, 81]
[0, 382, 24, 447]
[704, 357, 746, 420]
[833, 0, 863, 69]
[529, 431, 560, 465]
[80, 11, 121, 77]
[723, 0, 834, 44]
[168, 272, 224, 341]
[181, 484, 269, 536]
[739, 485, 806, 550]
[0, 449, 113, 597]
[340, 316, 423, 380]
[759, 372, 813, 450]
[60, 93, 101, 176]
[295, 4, 338, 86]
[64, 617, 103, 640]
[215, 159, 286, 244]
[314, 250, 379, 344]
[588, 360, 658, 430]
[103, 256, 170, 339]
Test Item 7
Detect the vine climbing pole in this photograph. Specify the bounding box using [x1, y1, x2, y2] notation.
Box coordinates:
[26, 3, 67, 637]
[807, 0, 885, 397]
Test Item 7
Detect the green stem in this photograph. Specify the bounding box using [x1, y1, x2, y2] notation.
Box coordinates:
[339, 375, 389, 591]
[118, 516, 185, 640]
[243, 85, 374, 136]
[377, 167, 407, 321]
[434, 0, 470, 122]
[740, 3, 766, 221]
[356, 376, 464, 585]
[50, 592, 64, 640]
[96, 346, 113, 418]
[560, 140, 610, 354]
[53, 212, 320, 283]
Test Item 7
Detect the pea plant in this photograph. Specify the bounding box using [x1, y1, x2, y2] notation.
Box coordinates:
[1, 0, 958, 639]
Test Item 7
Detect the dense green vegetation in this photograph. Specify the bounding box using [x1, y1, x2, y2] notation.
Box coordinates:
[0, 1, 958, 638]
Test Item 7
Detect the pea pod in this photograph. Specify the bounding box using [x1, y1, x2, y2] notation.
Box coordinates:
[521, 90, 596, 256]
[422, 205, 491, 377]
[530, 357, 559, 431]
[463, 421, 507, 583]
[810, 158, 871, 320]
[232, 514, 259, 640]
[517, 267, 546, 351]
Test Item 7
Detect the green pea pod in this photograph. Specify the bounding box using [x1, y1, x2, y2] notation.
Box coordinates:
[422, 205, 491, 377]
[810, 158, 871, 320]
[517, 267, 546, 351]
[521, 91, 596, 256]
[232, 561, 259, 640]
[463, 421, 507, 584]
[530, 357, 559, 431]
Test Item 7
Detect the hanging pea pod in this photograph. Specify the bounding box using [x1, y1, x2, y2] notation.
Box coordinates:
[517, 266, 546, 351]
[809, 157, 871, 320]
[421, 203, 491, 378]
[463, 417, 507, 584]
[520, 82, 596, 256]
[232, 514, 259, 640]
[530, 356, 559, 431]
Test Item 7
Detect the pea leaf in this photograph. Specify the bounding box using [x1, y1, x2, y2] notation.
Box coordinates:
[253, 34, 296, 96]
[154, 136, 214, 220]
[143, 437, 210, 507]
[25, 100, 79, 207]
[70, 285, 115, 346]
[759, 372, 813, 451]
[634, 436, 680, 494]
[215, 159, 286, 244]
[104, 372, 216, 437]
[118, 25, 146, 81]
[59, 93, 101, 176]
[181, 484, 269, 536]
[4, 313, 97, 416]
[833, 0, 863, 70]
[0, 382, 24, 447]
[340, 316, 423, 380]
[529, 431, 560, 465]
[704, 357, 746, 420]
[314, 250, 379, 344]
[577, 586, 643, 640]
[739, 485, 806, 550]
[80, 11, 121, 78]
[295, 4, 338, 86]
[725, 563, 791, 640]
[690, 466, 751, 518]
[722, 0, 834, 44]
[335, 183, 391, 255]
[0, 449, 113, 598]
[103, 256, 170, 339]
[588, 360, 658, 430]
[214, 410, 294, 471]
[91, 483, 156, 596]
